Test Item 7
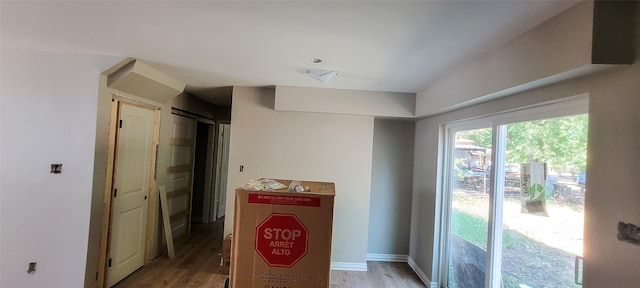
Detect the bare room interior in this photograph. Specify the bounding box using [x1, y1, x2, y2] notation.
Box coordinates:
[1, 1, 639, 288]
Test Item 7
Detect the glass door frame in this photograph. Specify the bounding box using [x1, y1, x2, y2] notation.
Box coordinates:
[437, 95, 589, 288]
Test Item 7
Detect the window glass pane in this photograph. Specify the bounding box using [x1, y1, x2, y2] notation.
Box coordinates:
[500, 114, 587, 288]
[448, 127, 492, 288]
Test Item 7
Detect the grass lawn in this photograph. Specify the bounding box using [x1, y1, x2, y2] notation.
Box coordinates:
[451, 210, 488, 249]
[451, 209, 532, 252]
[451, 206, 582, 288]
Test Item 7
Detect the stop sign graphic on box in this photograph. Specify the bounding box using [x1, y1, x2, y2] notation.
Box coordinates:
[255, 213, 309, 267]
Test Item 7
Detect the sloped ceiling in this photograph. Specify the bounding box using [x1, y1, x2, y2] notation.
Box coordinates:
[1, 1, 579, 103]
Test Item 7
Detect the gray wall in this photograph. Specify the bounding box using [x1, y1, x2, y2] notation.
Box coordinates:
[410, 4, 640, 287]
[367, 119, 415, 256]
[412, 61, 640, 287]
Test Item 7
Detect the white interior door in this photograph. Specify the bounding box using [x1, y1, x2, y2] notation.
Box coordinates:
[216, 124, 230, 219]
[108, 104, 155, 287]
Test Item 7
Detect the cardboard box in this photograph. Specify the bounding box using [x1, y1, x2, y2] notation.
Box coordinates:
[520, 162, 548, 215]
[230, 179, 335, 288]
[220, 234, 232, 275]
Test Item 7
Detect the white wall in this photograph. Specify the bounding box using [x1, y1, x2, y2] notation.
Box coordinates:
[0, 49, 122, 288]
[411, 9, 640, 286]
[224, 87, 374, 267]
[367, 119, 414, 257]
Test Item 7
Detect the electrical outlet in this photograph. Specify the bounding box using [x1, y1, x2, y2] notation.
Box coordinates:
[27, 262, 36, 274]
[50, 164, 62, 174]
[240, 165, 244, 172]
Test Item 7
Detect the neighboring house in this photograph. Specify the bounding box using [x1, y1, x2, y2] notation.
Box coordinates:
[455, 138, 489, 171]
[1, 1, 639, 288]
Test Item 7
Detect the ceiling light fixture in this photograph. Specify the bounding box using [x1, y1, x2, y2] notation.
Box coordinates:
[307, 69, 337, 84]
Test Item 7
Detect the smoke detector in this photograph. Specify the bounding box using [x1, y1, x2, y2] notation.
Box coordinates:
[307, 69, 338, 84]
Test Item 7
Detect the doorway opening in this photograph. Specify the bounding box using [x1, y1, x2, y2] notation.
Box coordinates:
[190, 121, 230, 224]
[191, 121, 215, 224]
[441, 97, 588, 288]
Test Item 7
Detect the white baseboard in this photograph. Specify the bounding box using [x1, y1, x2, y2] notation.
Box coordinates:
[366, 253, 408, 262]
[407, 256, 436, 288]
[330, 262, 368, 271]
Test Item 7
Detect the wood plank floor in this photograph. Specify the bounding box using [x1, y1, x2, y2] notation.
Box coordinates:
[114, 219, 426, 288]
[330, 262, 426, 288]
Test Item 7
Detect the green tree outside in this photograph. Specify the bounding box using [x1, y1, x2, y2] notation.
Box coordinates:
[457, 114, 588, 173]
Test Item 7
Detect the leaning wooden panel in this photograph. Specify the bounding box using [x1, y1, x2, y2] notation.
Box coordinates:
[159, 186, 175, 259]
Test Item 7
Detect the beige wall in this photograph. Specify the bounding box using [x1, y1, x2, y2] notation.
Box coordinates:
[224, 87, 375, 267]
[581, 67, 640, 288]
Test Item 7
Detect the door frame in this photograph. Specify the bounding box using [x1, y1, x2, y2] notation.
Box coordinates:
[213, 122, 231, 221]
[436, 95, 589, 287]
[170, 108, 217, 227]
[96, 95, 161, 288]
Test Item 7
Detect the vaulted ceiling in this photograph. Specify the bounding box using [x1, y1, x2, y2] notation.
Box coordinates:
[1, 1, 578, 102]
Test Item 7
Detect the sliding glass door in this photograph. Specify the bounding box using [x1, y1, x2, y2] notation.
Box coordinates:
[442, 101, 588, 288]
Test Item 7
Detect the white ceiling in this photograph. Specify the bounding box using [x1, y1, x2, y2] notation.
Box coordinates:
[1, 1, 578, 102]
